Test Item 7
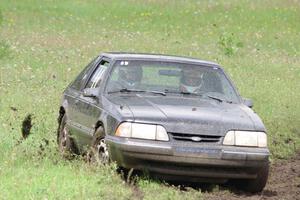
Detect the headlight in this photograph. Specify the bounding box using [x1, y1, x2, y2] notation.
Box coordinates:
[115, 122, 169, 141]
[223, 130, 267, 147]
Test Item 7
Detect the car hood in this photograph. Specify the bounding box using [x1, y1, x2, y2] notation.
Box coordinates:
[106, 94, 266, 136]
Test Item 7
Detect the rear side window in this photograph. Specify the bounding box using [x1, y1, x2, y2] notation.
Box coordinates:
[71, 58, 97, 90]
[85, 60, 109, 89]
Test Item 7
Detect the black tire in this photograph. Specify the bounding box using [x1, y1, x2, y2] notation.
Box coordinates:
[57, 115, 77, 158]
[238, 163, 269, 193]
[88, 126, 110, 165]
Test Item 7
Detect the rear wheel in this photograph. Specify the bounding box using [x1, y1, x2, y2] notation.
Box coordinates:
[57, 115, 77, 158]
[237, 163, 269, 193]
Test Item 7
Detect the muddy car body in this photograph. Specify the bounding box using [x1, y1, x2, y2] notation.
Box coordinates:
[58, 52, 269, 192]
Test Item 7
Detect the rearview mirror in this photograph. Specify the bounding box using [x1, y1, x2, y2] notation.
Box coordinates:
[158, 69, 181, 76]
[83, 88, 99, 98]
[243, 98, 253, 108]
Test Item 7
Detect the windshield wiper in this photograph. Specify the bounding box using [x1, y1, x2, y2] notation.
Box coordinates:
[205, 94, 232, 104]
[164, 89, 202, 97]
[108, 88, 143, 94]
[180, 91, 203, 96]
[164, 89, 232, 103]
[108, 88, 166, 96]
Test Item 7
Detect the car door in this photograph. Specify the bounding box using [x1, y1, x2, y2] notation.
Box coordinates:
[71, 58, 110, 150]
[65, 57, 98, 124]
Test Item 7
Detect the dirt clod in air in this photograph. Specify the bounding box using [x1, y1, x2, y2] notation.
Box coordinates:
[21, 114, 33, 139]
[10, 106, 18, 112]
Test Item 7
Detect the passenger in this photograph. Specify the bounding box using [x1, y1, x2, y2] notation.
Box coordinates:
[118, 64, 143, 88]
[180, 67, 204, 93]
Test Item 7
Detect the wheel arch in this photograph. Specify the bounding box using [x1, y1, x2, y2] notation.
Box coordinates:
[93, 110, 111, 137]
[94, 120, 104, 131]
[58, 98, 69, 125]
[58, 106, 66, 124]
[93, 120, 106, 138]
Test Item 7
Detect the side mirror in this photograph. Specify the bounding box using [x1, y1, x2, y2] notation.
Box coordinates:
[243, 98, 253, 108]
[83, 88, 99, 98]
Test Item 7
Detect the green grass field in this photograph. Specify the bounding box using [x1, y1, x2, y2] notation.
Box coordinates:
[0, 0, 299, 199]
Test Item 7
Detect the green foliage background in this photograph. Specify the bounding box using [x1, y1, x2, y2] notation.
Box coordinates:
[0, 0, 299, 199]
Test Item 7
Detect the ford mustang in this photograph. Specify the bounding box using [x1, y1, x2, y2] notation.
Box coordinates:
[57, 52, 269, 192]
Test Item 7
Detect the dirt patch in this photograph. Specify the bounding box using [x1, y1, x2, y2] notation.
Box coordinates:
[119, 168, 144, 200]
[202, 152, 300, 200]
[122, 153, 300, 200]
[130, 185, 144, 200]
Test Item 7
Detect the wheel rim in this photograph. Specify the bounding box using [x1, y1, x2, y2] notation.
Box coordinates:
[96, 138, 109, 164]
[60, 126, 68, 152]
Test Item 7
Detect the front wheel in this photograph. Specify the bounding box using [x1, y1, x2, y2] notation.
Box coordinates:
[88, 126, 110, 165]
[237, 163, 269, 193]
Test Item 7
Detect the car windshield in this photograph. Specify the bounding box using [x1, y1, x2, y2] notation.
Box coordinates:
[105, 60, 240, 103]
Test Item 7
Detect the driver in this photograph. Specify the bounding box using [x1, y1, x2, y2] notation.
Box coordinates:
[118, 64, 143, 88]
[180, 67, 204, 93]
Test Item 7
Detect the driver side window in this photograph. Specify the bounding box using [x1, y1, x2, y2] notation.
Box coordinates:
[85, 60, 109, 89]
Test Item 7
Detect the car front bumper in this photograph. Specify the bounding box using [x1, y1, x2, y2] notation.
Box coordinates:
[106, 136, 270, 181]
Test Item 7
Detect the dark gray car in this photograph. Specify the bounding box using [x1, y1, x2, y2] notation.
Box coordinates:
[57, 52, 269, 192]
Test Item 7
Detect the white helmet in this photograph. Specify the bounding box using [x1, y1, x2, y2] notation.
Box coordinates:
[119, 65, 143, 88]
[180, 68, 203, 93]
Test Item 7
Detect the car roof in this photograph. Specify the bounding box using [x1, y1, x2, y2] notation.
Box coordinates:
[101, 52, 220, 68]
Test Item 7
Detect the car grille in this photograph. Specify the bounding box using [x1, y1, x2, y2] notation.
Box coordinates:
[170, 132, 222, 143]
